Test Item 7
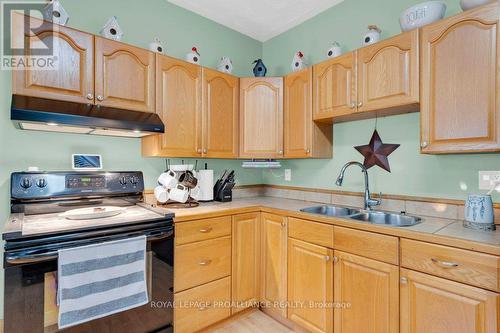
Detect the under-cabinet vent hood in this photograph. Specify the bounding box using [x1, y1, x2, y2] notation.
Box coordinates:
[11, 95, 165, 138]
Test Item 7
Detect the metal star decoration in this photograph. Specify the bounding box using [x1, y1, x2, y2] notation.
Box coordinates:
[354, 130, 400, 172]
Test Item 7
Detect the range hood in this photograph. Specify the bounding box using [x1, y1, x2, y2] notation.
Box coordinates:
[11, 95, 165, 138]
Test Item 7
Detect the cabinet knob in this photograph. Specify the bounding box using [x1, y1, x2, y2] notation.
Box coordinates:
[281, 222, 286, 228]
[357, 102, 363, 107]
[198, 259, 212, 266]
[197, 148, 202, 154]
[96, 95, 104, 101]
[324, 255, 331, 262]
[421, 141, 428, 148]
[203, 149, 207, 154]
[350, 102, 356, 109]
[400, 277, 408, 284]
[198, 302, 211, 311]
[306, 149, 310, 154]
[278, 150, 283, 155]
[332, 256, 338, 263]
[86, 93, 94, 100]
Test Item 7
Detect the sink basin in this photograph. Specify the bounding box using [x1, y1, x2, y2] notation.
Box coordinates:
[349, 211, 422, 227]
[300, 205, 361, 217]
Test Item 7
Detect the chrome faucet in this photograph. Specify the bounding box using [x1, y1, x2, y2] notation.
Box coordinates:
[335, 161, 381, 210]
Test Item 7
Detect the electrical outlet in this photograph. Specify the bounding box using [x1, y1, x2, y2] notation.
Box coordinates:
[478, 171, 500, 190]
[284, 169, 292, 182]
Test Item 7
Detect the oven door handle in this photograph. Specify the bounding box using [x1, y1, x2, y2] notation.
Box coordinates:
[5, 229, 174, 265]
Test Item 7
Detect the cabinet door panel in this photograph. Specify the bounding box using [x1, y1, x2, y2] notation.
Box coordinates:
[358, 30, 419, 113]
[144, 55, 202, 157]
[334, 251, 399, 333]
[240, 78, 284, 158]
[12, 14, 94, 103]
[421, 3, 500, 153]
[232, 213, 260, 314]
[288, 239, 333, 333]
[313, 52, 355, 120]
[260, 213, 287, 318]
[202, 68, 239, 158]
[400, 269, 499, 333]
[95, 37, 155, 112]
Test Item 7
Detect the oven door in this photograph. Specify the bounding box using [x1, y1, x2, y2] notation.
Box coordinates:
[4, 226, 174, 333]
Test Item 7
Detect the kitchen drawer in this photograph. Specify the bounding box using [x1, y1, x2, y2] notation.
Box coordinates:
[333, 226, 399, 265]
[174, 276, 231, 333]
[175, 216, 231, 245]
[401, 239, 500, 291]
[175, 236, 231, 292]
[288, 217, 334, 248]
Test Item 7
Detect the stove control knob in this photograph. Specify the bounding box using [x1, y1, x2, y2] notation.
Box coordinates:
[130, 176, 139, 185]
[119, 176, 128, 186]
[36, 178, 47, 188]
[20, 177, 33, 189]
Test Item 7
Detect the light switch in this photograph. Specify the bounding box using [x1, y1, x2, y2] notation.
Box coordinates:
[285, 169, 292, 182]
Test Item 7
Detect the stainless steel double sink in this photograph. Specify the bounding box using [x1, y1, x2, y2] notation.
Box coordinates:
[300, 205, 422, 227]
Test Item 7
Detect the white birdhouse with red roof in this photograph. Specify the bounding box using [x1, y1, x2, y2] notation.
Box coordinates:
[291, 51, 306, 72]
[185, 47, 201, 65]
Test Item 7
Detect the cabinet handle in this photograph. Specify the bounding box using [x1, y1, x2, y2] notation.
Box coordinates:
[400, 277, 408, 284]
[86, 93, 94, 100]
[198, 303, 211, 311]
[199, 227, 212, 233]
[199, 259, 212, 266]
[357, 102, 363, 107]
[431, 258, 459, 268]
[421, 141, 428, 149]
[96, 95, 104, 101]
[332, 256, 338, 264]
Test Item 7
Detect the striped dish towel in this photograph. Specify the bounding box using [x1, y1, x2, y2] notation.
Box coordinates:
[57, 235, 148, 329]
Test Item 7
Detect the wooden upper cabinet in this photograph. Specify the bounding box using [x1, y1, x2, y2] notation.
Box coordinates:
[421, 3, 500, 153]
[334, 251, 399, 333]
[260, 213, 287, 318]
[94, 37, 155, 112]
[357, 29, 419, 113]
[288, 238, 333, 333]
[284, 68, 333, 159]
[240, 77, 284, 158]
[202, 68, 239, 158]
[400, 269, 499, 333]
[142, 55, 202, 157]
[313, 52, 355, 121]
[12, 13, 94, 104]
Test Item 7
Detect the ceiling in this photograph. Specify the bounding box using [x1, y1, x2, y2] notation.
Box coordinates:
[168, 0, 345, 42]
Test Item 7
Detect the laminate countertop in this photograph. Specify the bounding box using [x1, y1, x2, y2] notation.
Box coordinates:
[146, 196, 500, 256]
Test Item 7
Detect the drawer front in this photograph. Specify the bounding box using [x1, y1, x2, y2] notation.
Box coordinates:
[401, 239, 500, 291]
[175, 216, 231, 245]
[175, 236, 231, 292]
[288, 217, 334, 248]
[174, 277, 231, 333]
[333, 226, 399, 265]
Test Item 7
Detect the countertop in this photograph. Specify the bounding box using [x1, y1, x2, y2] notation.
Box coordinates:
[155, 196, 500, 256]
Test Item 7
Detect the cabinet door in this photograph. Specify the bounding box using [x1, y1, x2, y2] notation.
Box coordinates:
[313, 52, 355, 121]
[143, 55, 202, 157]
[95, 37, 155, 112]
[12, 14, 94, 104]
[232, 213, 261, 314]
[400, 269, 499, 333]
[260, 213, 287, 318]
[202, 68, 239, 158]
[334, 251, 399, 333]
[421, 3, 500, 153]
[357, 29, 419, 113]
[288, 238, 333, 333]
[240, 78, 283, 158]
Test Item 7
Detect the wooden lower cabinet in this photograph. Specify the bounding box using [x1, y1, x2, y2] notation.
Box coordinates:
[333, 251, 399, 333]
[232, 213, 261, 314]
[400, 269, 499, 333]
[260, 213, 288, 317]
[288, 238, 333, 333]
[174, 277, 231, 333]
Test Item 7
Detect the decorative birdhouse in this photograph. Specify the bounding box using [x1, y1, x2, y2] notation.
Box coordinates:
[363, 25, 381, 46]
[100, 16, 123, 41]
[185, 47, 201, 65]
[43, 0, 69, 26]
[217, 56, 233, 74]
[291, 51, 307, 72]
[252, 59, 267, 77]
[326, 42, 342, 58]
[149, 37, 164, 54]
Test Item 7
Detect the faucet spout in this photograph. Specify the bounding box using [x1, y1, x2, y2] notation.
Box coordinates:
[335, 161, 381, 210]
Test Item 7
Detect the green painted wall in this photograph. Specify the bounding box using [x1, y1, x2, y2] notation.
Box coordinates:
[261, 0, 500, 203]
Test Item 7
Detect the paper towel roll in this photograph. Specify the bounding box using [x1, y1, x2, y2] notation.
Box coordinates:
[197, 169, 214, 201]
